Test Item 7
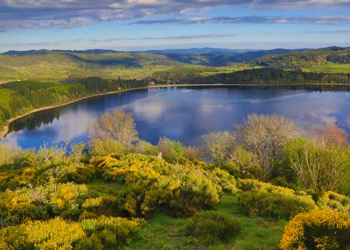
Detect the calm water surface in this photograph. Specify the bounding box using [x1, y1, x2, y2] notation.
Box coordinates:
[4, 86, 350, 149]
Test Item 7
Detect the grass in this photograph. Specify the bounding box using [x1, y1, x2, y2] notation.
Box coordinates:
[127, 193, 286, 250]
[305, 62, 350, 74]
[87, 179, 120, 196]
[200, 64, 260, 77]
[0, 52, 181, 82]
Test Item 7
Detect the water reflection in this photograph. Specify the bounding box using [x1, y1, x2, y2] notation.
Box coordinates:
[4, 86, 350, 149]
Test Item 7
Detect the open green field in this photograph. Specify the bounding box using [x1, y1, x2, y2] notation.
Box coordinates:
[304, 62, 350, 74]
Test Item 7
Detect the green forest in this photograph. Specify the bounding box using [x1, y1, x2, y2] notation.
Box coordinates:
[1, 110, 350, 249]
[0, 77, 148, 129]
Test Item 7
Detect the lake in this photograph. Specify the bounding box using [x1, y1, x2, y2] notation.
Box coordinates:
[3, 86, 350, 149]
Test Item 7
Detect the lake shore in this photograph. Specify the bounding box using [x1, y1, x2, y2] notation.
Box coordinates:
[2, 82, 350, 140]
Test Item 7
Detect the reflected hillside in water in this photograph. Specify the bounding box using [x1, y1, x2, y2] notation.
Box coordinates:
[4, 86, 350, 149]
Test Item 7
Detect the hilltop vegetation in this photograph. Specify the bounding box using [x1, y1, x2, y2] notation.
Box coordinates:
[1, 111, 350, 249]
[252, 46, 350, 73]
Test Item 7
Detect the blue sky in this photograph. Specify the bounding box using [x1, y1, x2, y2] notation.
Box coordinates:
[0, 0, 350, 52]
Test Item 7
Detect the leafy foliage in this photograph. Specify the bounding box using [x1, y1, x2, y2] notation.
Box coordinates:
[238, 179, 316, 219]
[184, 211, 241, 245]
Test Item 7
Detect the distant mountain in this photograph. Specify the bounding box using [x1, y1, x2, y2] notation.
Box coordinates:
[162, 48, 309, 67]
[2, 49, 118, 56]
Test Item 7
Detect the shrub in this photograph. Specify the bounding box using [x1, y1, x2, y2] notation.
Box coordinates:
[158, 137, 186, 163]
[0, 217, 85, 249]
[283, 138, 350, 194]
[184, 211, 241, 245]
[0, 142, 22, 166]
[238, 179, 316, 219]
[89, 138, 126, 156]
[201, 131, 236, 165]
[280, 209, 350, 250]
[57, 163, 96, 184]
[186, 146, 200, 161]
[134, 140, 159, 156]
[80, 216, 144, 249]
[0, 182, 89, 226]
[317, 191, 350, 213]
[81, 196, 120, 218]
[93, 154, 231, 216]
[224, 146, 263, 180]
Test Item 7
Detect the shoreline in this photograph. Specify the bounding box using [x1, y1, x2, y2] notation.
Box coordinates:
[1, 82, 350, 140]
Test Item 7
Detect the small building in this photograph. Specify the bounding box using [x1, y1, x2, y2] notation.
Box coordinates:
[149, 80, 155, 85]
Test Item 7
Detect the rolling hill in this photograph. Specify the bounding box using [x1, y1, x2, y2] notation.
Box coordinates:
[251, 46, 350, 73]
[1, 47, 350, 83]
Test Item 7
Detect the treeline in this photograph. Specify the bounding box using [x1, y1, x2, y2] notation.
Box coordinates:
[0, 77, 148, 129]
[182, 68, 350, 85]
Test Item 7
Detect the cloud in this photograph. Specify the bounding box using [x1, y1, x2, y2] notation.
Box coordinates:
[0, 0, 349, 31]
[130, 15, 350, 25]
[90, 34, 236, 42]
[302, 30, 350, 33]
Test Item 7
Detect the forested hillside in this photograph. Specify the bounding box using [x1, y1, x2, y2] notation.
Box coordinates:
[185, 68, 350, 85]
[0, 78, 148, 129]
[252, 47, 350, 73]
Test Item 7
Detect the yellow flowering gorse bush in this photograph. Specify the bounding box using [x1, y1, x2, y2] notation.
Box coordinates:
[280, 209, 350, 250]
[0, 217, 85, 250]
[92, 154, 235, 216]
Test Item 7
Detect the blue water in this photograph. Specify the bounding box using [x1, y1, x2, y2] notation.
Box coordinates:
[3, 86, 350, 149]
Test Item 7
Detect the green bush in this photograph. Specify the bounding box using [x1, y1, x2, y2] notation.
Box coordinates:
[57, 163, 96, 184]
[317, 191, 350, 213]
[225, 146, 263, 180]
[184, 211, 241, 245]
[134, 140, 159, 156]
[238, 179, 316, 219]
[158, 137, 186, 163]
[79, 216, 144, 249]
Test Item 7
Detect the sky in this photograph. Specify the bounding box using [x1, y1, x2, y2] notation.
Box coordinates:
[0, 0, 350, 52]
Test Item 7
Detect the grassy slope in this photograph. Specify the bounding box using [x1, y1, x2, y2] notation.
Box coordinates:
[0, 52, 181, 82]
[0, 51, 262, 83]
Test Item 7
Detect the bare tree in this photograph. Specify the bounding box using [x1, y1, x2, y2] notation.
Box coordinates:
[236, 114, 299, 180]
[89, 109, 139, 150]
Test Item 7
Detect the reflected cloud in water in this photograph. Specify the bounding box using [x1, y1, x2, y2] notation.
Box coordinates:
[3, 86, 350, 149]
